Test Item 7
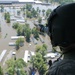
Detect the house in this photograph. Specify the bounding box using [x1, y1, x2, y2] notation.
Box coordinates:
[11, 36, 24, 40]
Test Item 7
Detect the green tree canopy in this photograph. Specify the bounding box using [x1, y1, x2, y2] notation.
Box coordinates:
[39, 0, 74, 4]
[17, 25, 23, 36]
[31, 8, 37, 17]
[1, 5, 4, 12]
[38, 17, 42, 23]
[15, 58, 27, 68]
[0, 66, 3, 75]
[37, 7, 39, 12]
[26, 4, 32, 11]
[6, 58, 27, 75]
[35, 44, 47, 61]
[42, 9, 45, 16]
[25, 28, 31, 42]
[4, 12, 10, 23]
[17, 10, 21, 16]
[15, 38, 24, 49]
[32, 27, 39, 39]
[14, 23, 31, 42]
[36, 44, 47, 55]
[30, 53, 47, 75]
[12, 22, 19, 29]
[46, 9, 52, 18]
[26, 10, 32, 18]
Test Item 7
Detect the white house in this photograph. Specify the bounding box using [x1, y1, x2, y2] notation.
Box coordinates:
[11, 36, 24, 40]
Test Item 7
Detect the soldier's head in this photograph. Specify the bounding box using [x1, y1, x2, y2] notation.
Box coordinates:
[47, 3, 75, 53]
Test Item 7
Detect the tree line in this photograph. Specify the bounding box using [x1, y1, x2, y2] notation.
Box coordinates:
[22, 4, 52, 19]
[39, 0, 74, 4]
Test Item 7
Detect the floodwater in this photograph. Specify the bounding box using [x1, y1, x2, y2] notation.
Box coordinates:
[0, 4, 57, 67]
[0, 12, 17, 52]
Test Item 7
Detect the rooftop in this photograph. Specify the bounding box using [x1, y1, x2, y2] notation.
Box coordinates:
[0, 0, 42, 4]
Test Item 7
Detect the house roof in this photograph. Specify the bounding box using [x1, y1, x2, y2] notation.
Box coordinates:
[0, 0, 42, 4]
[19, 0, 42, 3]
[19, 0, 34, 2]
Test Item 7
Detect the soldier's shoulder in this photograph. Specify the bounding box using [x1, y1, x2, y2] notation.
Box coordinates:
[49, 59, 75, 75]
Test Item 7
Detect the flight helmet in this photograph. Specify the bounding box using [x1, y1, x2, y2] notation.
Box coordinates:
[47, 3, 75, 48]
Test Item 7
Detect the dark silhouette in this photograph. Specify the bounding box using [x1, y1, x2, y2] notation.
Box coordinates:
[39, 3, 75, 75]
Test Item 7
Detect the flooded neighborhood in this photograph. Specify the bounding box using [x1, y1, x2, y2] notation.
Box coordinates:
[0, 0, 61, 75]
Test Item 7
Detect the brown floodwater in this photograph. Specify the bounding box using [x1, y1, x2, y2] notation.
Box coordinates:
[0, 7, 52, 69]
[0, 12, 17, 53]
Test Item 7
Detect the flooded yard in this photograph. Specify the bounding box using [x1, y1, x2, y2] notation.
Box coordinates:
[0, 5, 53, 68]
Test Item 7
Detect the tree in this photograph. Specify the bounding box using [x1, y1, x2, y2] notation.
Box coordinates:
[6, 58, 27, 75]
[46, 0, 74, 4]
[19, 38, 24, 46]
[13, 6, 15, 15]
[4, 12, 10, 23]
[7, 67, 14, 75]
[0, 66, 3, 75]
[39, 63, 47, 75]
[46, 9, 52, 18]
[39, 9, 41, 14]
[36, 7, 39, 17]
[30, 44, 48, 75]
[1, 5, 4, 12]
[23, 23, 31, 42]
[22, 25, 26, 36]
[15, 38, 24, 50]
[6, 17, 10, 23]
[17, 25, 23, 36]
[37, 7, 39, 13]
[32, 27, 39, 39]
[22, 5, 26, 11]
[20, 69, 27, 75]
[30, 53, 47, 75]
[12, 22, 19, 29]
[16, 23, 31, 40]
[26, 4, 32, 11]
[26, 10, 32, 18]
[17, 10, 21, 16]
[35, 45, 42, 52]
[25, 28, 31, 42]
[15, 59, 27, 68]
[42, 9, 45, 16]
[36, 44, 47, 61]
[4, 13, 7, 20]
[38, 17, 42, 23]
[16, 40, 20, 50]
[31, 8, 37, 18]
[6, 59, 15, 75]
[14, 23, 31, 42]
[59, 0, 74, 4]
[43, 44, 47, 50]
